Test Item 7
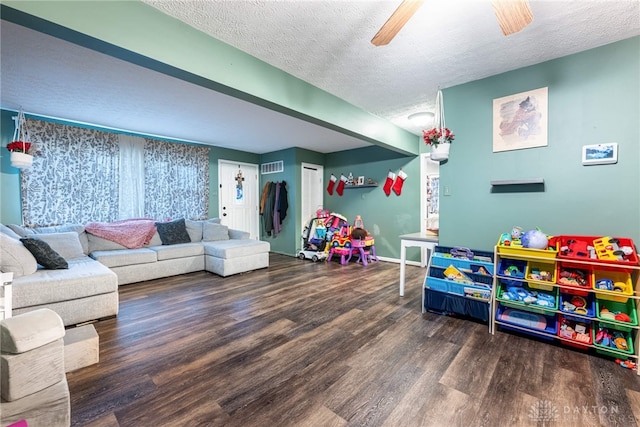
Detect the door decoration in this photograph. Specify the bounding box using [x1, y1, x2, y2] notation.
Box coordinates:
[235, 167, 245, 204]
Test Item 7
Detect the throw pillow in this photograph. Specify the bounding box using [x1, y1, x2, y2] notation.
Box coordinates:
[0, 224, 22, 240]
[34, 232, 85, 260]
[155, 218, 191, 245]
[0, 233, 38, 277]
[203, 223, 229, 241]
[185, 219, 204, 243]
[20, 237, 68, 269]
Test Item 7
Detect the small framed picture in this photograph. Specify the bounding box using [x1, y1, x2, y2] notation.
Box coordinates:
[582, 143, 618, 165]
[357, 176, 365, 186]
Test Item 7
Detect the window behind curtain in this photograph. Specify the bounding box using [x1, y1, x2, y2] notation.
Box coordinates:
[20, 119, 209, 226]
[144, 138, 209, 221]
[21, 119, 119, 226]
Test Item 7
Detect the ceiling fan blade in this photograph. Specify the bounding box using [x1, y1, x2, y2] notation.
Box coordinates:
[492, 0, 534, 35]
[371, 0, 424, 46]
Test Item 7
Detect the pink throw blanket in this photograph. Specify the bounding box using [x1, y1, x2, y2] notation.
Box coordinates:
[85, 218, 157, 249]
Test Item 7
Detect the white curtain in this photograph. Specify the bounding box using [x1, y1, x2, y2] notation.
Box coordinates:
[118, 134, 145, 219]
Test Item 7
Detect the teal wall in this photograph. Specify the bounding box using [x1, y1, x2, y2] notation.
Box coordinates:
[439, 37, 640, 252]
[324, 145, 422, 261]
[259, 148, 297, 255]
[1, 110, 22, 224]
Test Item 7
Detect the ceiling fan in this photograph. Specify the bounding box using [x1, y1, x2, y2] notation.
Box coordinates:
[371, 0, 534, 46]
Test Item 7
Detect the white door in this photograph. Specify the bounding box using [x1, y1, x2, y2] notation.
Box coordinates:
[218, 160, 259, 239]
[301, 163, 324, 229]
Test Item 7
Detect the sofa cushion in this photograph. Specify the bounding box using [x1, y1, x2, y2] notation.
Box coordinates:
[20, 238, 68, 270]
[32, 232, 85, 260]
[204, 239, 270, 259]
[11, 258, 117, 309]
[146, 231, 163, 247]
[185, 220, 203, 242]
[87, 233, 127, 252]
[203, 223, 229, 241]
[155, 219, 191, 245]
[150, 243, 204, 261]
[90, 248, 157, 268]
[0, 233, 38, 277]
[8, 224, 89, 255]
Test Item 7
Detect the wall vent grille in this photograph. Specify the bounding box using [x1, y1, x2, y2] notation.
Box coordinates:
[261, 161, 284, 174]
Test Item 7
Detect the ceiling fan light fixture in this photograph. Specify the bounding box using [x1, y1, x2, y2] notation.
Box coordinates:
[492, 0, 534, 36]
[408, 111, 434, 127]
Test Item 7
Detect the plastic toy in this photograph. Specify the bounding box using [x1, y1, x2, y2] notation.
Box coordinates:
[558, 268, 588, 288]
[502, 286, 555, 307]
[593, 236, 633, 261]
[449, 247, 474, 260]
[595, 327, 628, 351]
[595, 278, 614, 290]
[616, 359, 637, 369]
[521, 228, 548, 249]
[297, 250, 327, 262]
[560, 239, 595, 258]
[499, 226, 523, 246]
[528, 267, 552, 282]
[562, 295, 588, 315]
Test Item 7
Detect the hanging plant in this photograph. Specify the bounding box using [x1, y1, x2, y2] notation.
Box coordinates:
[423, 89, 454, 161]
[7, 108, 39, 169]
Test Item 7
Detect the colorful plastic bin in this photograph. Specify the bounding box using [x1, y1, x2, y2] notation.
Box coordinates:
[595, 298, 638, 329]
[559, 291, 595, 318]
[497, 282, 558, 315]
[592, 323, 635, 359]
[556, 264, 592, 295]
[558, 314, 592, 349]
[557, 235, 639, 268]
[592, 269, 633, 302]
[496, 304, 557, 336]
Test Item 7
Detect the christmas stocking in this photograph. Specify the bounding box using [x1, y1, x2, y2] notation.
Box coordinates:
[392, 170, 408, 195]
[382, 171, 396, 196]
[327, 173, 337, 195]
[336, 174, 347, 196]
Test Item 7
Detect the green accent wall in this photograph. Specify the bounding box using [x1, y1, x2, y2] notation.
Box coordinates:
[324, 145, 422, 261]
[1, 110, 22, 224]
[439, 37, 640, 252]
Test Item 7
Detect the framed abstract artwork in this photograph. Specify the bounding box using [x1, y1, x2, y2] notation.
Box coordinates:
[493, 87, 548, 152]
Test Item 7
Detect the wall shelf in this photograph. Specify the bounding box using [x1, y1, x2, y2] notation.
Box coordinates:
[344, 184, 377, 189]
[490, 178, 544, 186]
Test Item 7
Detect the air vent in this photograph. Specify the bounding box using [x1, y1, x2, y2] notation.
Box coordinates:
[261, 160, 284, 174]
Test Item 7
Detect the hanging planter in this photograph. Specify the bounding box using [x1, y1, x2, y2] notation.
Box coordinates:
[7, 108, 38, 169]
[423, 89, 454, 162]
[10, 150, 33, 169]
[430, 142, 451, 161]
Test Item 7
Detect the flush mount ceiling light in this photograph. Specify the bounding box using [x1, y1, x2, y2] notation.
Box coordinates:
[408, 111, 434, 128]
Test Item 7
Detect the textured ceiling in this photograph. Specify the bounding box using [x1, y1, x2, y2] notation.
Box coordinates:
[142, 0, 640, 134]
[1, 1, 639, 154]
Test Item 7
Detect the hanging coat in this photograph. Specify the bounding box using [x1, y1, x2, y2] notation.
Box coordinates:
[277, 181, 289, 223]
[273, 181, 281, 236]
[262, 182, 276, 236]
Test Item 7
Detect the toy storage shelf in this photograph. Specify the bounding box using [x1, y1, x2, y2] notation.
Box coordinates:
[490, 246, 640, 375]
[422, 246, 495, 325]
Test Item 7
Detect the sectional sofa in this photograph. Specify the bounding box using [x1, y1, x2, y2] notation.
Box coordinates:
[0, 219, 270, 326]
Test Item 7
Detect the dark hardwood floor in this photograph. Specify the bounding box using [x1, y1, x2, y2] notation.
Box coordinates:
[67, 254, 640, 427]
